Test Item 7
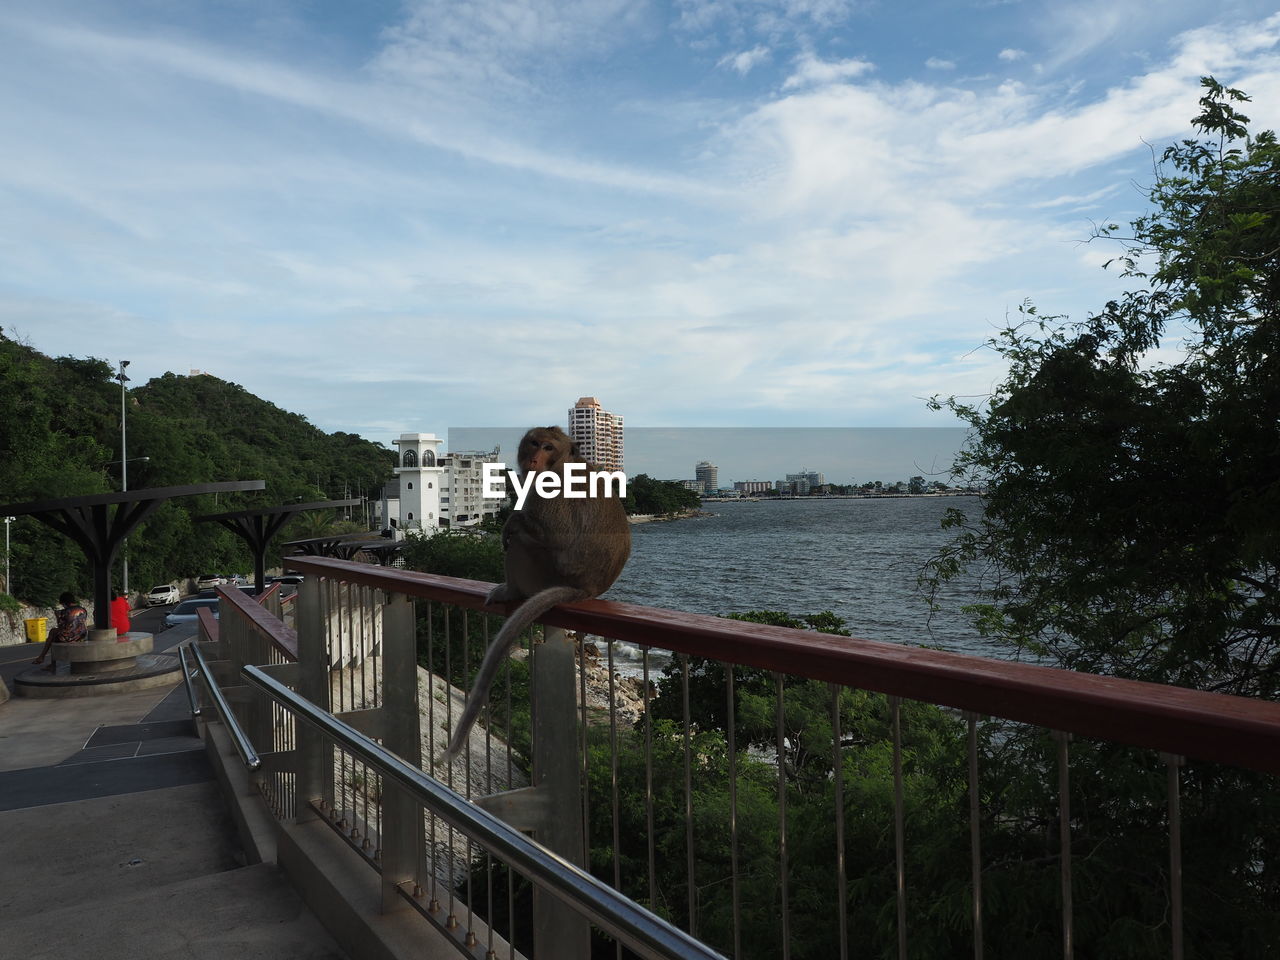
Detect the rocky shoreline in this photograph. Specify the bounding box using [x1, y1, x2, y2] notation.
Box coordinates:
[628, 508, 710, 525]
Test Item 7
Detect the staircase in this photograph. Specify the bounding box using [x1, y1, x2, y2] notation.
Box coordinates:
[0, 657, 348, 960]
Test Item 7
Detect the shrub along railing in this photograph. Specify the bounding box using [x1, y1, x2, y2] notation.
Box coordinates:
[196, 557, 1280, 960]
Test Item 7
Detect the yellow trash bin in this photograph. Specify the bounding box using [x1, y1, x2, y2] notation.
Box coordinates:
[24, 618, 48, 643]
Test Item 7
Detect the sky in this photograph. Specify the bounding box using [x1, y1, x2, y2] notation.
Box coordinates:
[4, 2, 1280, 460]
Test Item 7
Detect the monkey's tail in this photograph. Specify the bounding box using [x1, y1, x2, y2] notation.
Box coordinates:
[439, 585, 586, 763]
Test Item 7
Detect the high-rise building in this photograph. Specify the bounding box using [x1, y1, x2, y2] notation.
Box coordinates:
[567, 397, 624, 471]
[695, 461, 718, 495]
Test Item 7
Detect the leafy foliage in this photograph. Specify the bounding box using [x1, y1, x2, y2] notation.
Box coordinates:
[624, 473, 701, 515]
[0, 335, 394, 604]
[927, 78, 1280, 698]
[917, 77, 1280, 957]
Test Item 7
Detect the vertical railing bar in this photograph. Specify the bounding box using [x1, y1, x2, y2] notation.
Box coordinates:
[1165, 752, 1184, 960]
[1056, 730, 1073, 960]
[727, 664, 742, 960]
[681, 653, 697, 937]
[891, 695, 907, 960]
[361, 756, 371, 851]
[644, 646, 656, 915]
[355, 584, 365, 707]
[580, 632, 591, 862]
[341, 582, 353, 831]
[374, 589, 384, 845]
[357, 585, 368, 848]
[322, 580, 338, 817]
[464, 609, 476, 948]
[831, 683, 848, 960]
[345, 581, 354, 712]
[967, 712, 983, 960]
[609, 640, 622, 960]
[485, 628, 495, 959]
[525, 625, 536, 956]
[444, 605, 457, 929]
[483, 691, 494, 960]
[776, 672, 791, 960]
[427, 599, 438, 909]
[505, 618, 515, 960]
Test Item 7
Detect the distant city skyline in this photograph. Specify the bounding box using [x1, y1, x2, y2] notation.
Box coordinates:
[449, 427, 969, 486]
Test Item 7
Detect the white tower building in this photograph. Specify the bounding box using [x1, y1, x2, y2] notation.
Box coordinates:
[391, 433, 445, 534]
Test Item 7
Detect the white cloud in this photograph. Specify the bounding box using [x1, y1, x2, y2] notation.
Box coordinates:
[719, 45, 771, 74]
[4, 17, 715, 200]
[376, 0, 651, 97]
[926, 57, 956, 70]
[781, 52, 874, 89]
[1029, 184, 1124, 209]
[998, 47, 1026, 61]
[674, 0, 861, 37]
[6, 7, 1280, 436]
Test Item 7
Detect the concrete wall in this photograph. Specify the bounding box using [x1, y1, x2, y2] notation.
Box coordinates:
[0, 603, 59, 647]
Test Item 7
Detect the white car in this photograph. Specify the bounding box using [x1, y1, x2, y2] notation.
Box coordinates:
[146, 584, 180, 606]
[195, 574, 225, 590]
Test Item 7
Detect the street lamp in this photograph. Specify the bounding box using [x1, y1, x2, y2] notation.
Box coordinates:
[117, 360, 131, 595]
[3, 516, 14, 596]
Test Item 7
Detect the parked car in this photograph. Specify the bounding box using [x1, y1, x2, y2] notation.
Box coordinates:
[195, 574, 225, 590]
[163, 597, 220, 629]
[268, 573, 305, 585]
[197, 585, 257, 599]
[146, 584, 180, 606]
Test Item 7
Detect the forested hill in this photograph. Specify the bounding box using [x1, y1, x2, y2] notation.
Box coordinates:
[0, 331, 396, 604]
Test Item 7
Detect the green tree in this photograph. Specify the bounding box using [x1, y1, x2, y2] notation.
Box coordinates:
[624, 474, 700, 516]
[0, 338, 395, 604]
[922, 77, 1280, 956]
[928, 78, 1280, 699]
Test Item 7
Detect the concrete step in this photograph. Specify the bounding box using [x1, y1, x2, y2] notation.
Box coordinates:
[0, 778, 349, 959]
[2, 859, 347, 960]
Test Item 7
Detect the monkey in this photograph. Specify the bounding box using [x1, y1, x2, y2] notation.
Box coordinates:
[440, 426, 631, 761]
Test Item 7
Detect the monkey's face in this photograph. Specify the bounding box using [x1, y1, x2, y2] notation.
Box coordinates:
[517, 428, 575, 474]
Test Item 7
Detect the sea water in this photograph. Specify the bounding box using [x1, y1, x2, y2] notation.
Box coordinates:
[603, 496, 1008, 676]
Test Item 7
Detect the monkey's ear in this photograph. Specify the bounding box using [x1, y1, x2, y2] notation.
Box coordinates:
[570, 442, 582, 458]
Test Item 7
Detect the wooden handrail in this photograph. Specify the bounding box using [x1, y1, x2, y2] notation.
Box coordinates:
[216, 581, 299, 661]
[281, 556, 1280, 775]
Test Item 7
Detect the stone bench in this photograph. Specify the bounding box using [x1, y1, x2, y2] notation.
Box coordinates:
[52, 628, 154, 674]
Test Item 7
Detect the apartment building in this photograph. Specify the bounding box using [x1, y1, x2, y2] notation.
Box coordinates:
[567, 397, 624, 471]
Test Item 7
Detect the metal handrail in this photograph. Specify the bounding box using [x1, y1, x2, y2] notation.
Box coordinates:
[193, 641, 262, 771]
[242, 663, 727, 960]
[177, 644, 201, 718]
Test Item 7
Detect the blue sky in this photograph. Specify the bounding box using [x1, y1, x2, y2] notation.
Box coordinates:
[4, 1, 1280, 449]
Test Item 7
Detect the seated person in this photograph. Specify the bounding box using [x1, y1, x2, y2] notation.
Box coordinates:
[110, 589, 131, 637]
[32, 591, 89, 670]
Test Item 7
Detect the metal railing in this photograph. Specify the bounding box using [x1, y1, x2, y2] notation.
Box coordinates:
[194, 556, 1280, 960]
[243, 661, 723, 960]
